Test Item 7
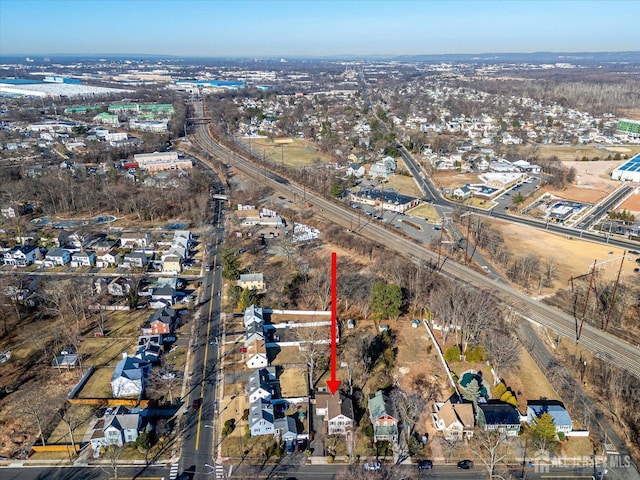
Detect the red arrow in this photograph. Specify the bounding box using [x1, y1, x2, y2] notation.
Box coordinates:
[326, 251, 341, 395]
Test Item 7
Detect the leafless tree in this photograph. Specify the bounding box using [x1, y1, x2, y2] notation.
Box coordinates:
[293, 325, 330, 389]
[57, 402, 83, 459]
[147, 361, 180, 405]
[101, 443, 125, 479]
[482, 331, 521, 375]
[470, 430, 513, 480]
[429, 280, 497, 350]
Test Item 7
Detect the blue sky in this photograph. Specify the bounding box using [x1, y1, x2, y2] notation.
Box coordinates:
[0, 0, 637, 57]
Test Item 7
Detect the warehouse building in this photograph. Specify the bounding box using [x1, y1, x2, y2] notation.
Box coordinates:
[611, 153, 640, 182]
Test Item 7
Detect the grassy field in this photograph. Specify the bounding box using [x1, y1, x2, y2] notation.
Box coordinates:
[279, 366, 308, 397]
[406, 204, 440, 222]
[240, 137, 334, 167]
[46, 404, 95, 445]
[77, 367, 114, 398]
[384, 173, 424, 197]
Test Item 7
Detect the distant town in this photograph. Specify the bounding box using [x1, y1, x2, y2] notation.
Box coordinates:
[0, 53, 639, 480]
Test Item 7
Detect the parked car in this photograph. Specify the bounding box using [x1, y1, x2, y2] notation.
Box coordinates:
[417, 460, 433, 470]
[364, 461, 381, 471]
[457, 460, 473, 469]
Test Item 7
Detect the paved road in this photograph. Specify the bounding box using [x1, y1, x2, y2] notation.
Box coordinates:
[0, 465, 169, 480]
[178, 192, 226, 480]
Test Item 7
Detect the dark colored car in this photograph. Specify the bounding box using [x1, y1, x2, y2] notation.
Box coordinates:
[457, 460, 474, 469]
[191, 398, 201, 411]
[417, 460, 433, 470]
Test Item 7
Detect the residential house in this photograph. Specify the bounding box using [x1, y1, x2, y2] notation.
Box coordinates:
[110, 354, 151, 399]
[237, 273, 265, 292]
[94, 239, 119, 254]
[133, 339, 162, 364]
[120, 233, 151, 248]
[245, 321, 265, 346]
[369, 156, 397, 178]
[3, 245, 38, 266]
[141, 307, 177, 335]
[123, 252, 148, 269]
[47, 249, 73, 268]
[244, 305, 264, 327]
[107, 277, 131, 296]
[247, 367, 277, 403]
[526, 400, 573, 434]
[346, 164, 366, 178]
[316, 391, 355, 436]
[274, 416, 298, 442]
[150, 286, 177, 307]
[368, 390, 399, 444]
[51, 346, 80, 370]
[161, 252, 183, 274]
[249, 399, 275, 436]
[452, 185, 472, 200]
[246, 340, 268, 369]
[1, 206, 16, 218]
[90, 406, 142, 450]
[97, 249, 121, 268]
[477, 402, 521, 436]
[71, 251, 96, 267]
[432, 399, 475, 442]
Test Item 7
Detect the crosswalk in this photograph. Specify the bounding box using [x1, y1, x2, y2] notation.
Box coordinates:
[168, 461, 227, 479]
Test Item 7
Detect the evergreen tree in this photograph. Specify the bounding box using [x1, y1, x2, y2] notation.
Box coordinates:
[529, 412, 558, 451]
[370, 281, 402, 320]
[462, 378, 481, 406]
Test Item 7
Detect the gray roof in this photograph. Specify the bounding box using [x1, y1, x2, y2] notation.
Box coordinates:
[274, 416, 297, 436]
[248, 367, 276, 395]
[111, 355, 150, 382]
[368, 390, 397, 421]
[527, 401, 572, 427]
[249, 399, 274, 428]
[104, 406, 141, 431]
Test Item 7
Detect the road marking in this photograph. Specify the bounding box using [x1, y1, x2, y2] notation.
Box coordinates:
[169, 463, 179, 479]
[195, 253, 218, 450]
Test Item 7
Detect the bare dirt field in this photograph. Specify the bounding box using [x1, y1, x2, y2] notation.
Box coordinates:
[534, 145, 640, 162]
[617, 191, 640, 216]
[495, 220, 636, 292]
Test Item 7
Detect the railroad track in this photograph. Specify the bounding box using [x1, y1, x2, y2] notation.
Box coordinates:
[190, 109, 640, 379]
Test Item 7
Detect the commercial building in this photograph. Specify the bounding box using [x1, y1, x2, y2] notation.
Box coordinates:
[133, 151, 192, 173]
[611, 153, 640, 182]
[617, 119, 640, 136]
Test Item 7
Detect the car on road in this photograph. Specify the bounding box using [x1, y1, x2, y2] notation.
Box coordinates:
[457, 459, 473, 469]
[417, 460, 433, 470]
[364, 461, 381, 471]
[191, 398, 201, 411]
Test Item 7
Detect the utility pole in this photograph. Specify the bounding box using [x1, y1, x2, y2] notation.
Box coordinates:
[578, 260, 597, 343]
[603, 251, 625, 331]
